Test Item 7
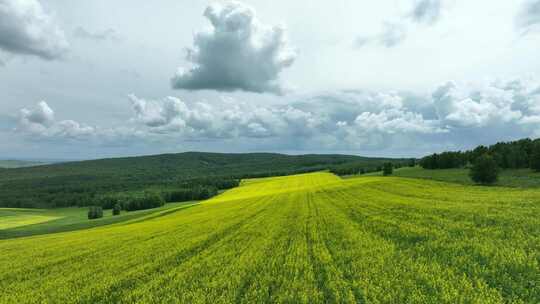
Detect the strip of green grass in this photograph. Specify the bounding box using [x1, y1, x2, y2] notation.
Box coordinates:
[362, 166, 540, 188]
[0, 201, 197, 240]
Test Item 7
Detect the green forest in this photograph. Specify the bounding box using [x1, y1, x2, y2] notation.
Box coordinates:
[419, 138, 540, 171]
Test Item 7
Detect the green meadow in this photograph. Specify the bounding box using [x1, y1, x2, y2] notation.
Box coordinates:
[0, 202, 197, 239]
[366, 166, 540, 188]
[1, 172, 538, 303]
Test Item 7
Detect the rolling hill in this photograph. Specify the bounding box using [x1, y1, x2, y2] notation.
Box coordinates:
[1, 172, 538, 303]
[0, 152, 406, 208]
[0, 160, 46, 168]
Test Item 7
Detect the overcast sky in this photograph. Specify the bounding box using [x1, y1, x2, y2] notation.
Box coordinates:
[1, 0, 540, 159]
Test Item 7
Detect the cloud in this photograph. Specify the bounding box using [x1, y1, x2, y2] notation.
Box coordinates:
[378, 23, 408, 48]
[126, 90, 444, 151]
[17, 101, 94, 139]
[432, 80, 540, 128]
[0, 0, 69, 60]
[73, 26, 120, 41]
[410, 0, 443, 25]
[516, 0, 540, 34]
[129, 94, 185, 128]
[14, 78, 540, 155]
[20, 101, 55, 126]
[353, 109, 442, 134]
[129, 94, 291, 138]
[326, 91, 445, 149]
[129, 94, 227, 138]
[170, 1, 296, 94]
[355, 0, 444, 49]
[355, 23, 408, 48]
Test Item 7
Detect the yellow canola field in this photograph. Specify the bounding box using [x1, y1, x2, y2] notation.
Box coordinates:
[0, 172, 539, 303]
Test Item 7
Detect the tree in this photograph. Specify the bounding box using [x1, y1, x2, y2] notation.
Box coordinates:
[123, 191, 165, 211]
[408, 158, 416, 167]
[469, 154, 498, 185]
[419, 153, 439, 169]
[99, 196, 119, 209]
[383, 162, 393, 176]
[530, 143, 540, 172]
[88, 206, 103, 219]
[471, 145, 489, 163]
[112, 203, 121, 216]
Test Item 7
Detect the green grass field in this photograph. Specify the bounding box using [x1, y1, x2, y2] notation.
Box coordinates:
[367, 166, 540, 188]
[1, 172, 539, 303]
[0, 202, 197, 240]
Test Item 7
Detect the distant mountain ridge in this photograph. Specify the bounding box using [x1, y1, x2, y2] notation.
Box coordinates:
[0, 160, 47, 169]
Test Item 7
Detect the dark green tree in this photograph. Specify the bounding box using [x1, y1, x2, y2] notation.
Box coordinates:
[530, 143, 540, 172]
[383, 162, 393, 176]
[112, 203, 121, 216]
[471, 145, 489, 163]
[88, 206, 103, 219]
[99, 196, 119, 209]
[469, 154, 498, 185]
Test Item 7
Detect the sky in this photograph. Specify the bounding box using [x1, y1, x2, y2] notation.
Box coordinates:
[1, 0, 540, 160]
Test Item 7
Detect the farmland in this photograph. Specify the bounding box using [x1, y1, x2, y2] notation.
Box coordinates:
[0, 172, 538, 303]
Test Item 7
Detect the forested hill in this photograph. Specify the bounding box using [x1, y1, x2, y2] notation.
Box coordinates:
[0, 152, 406, 208]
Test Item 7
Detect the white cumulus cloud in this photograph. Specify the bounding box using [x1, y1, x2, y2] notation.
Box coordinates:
[171, 1, 296, 94]
[17, 101, 94, 139]
[0, 0, 69, 60]
[432, 80, 540, 128]
[13, 78, 540, 155]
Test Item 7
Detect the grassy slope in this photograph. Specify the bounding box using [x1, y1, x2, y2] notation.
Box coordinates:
[1, 172, 538, 303]
[0, 202, 197, 239]
[388, 166, 540, 188]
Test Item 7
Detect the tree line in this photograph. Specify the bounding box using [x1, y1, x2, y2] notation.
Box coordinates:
[419, 138, 540, 171]
[329, 159, 416, 176]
